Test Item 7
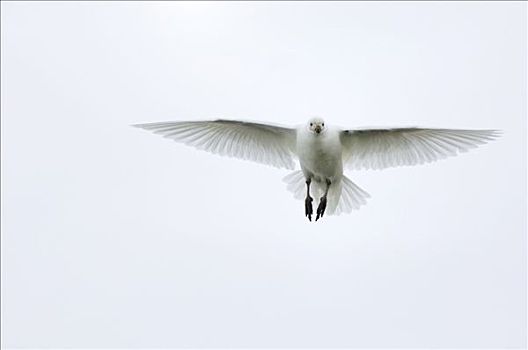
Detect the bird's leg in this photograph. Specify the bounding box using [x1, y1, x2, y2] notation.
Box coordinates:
[305, 178, 313, 221]
[316, 179, 331, 221]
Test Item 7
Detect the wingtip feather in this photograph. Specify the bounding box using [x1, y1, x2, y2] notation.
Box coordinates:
[131, 123, 149, 129]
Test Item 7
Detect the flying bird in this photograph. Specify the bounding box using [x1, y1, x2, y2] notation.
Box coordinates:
[133, 118, 499, 221]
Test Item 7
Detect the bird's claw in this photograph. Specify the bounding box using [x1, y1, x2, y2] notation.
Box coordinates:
[305, 196, 313, 221]
[316, 196, 327, 221]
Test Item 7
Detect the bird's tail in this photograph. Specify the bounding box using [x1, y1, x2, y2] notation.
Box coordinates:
[282, 171, 370, 216]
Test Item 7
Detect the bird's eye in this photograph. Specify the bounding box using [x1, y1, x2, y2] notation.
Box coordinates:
[310, 123, 313, 126]
[322, 123, 324, 127]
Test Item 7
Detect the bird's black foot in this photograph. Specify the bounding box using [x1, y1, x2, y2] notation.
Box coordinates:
[316, 196, 327, 221]
[305, 196, 313, 221]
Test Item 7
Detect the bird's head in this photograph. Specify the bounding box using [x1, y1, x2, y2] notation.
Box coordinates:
[307, 117, 326, 134]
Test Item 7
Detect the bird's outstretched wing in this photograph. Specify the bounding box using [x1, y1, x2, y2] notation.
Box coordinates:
[340, 127, 500, 170]
[133, 119, 297, 169]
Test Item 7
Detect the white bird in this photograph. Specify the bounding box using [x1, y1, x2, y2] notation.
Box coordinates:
[133, 118, 500, 221]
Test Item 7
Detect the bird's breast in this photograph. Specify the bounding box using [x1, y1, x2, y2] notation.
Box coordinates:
[297, 130, 343, 178]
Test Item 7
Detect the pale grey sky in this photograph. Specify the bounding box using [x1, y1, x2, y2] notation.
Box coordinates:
[1, 1, 526, 348]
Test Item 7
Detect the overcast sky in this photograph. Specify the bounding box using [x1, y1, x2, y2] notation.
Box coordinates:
[1, 1, 526, 348]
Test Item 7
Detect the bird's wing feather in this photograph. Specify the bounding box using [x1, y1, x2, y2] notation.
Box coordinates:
[340, 127, 500, 170]
[133, 119, 297, 169]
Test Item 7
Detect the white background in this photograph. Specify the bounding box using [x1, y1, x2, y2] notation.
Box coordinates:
[1, 2, 526, 348]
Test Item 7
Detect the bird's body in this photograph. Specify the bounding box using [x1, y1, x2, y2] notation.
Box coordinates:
[134, 117, 499, 221]
[297, 124, 343, 183]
